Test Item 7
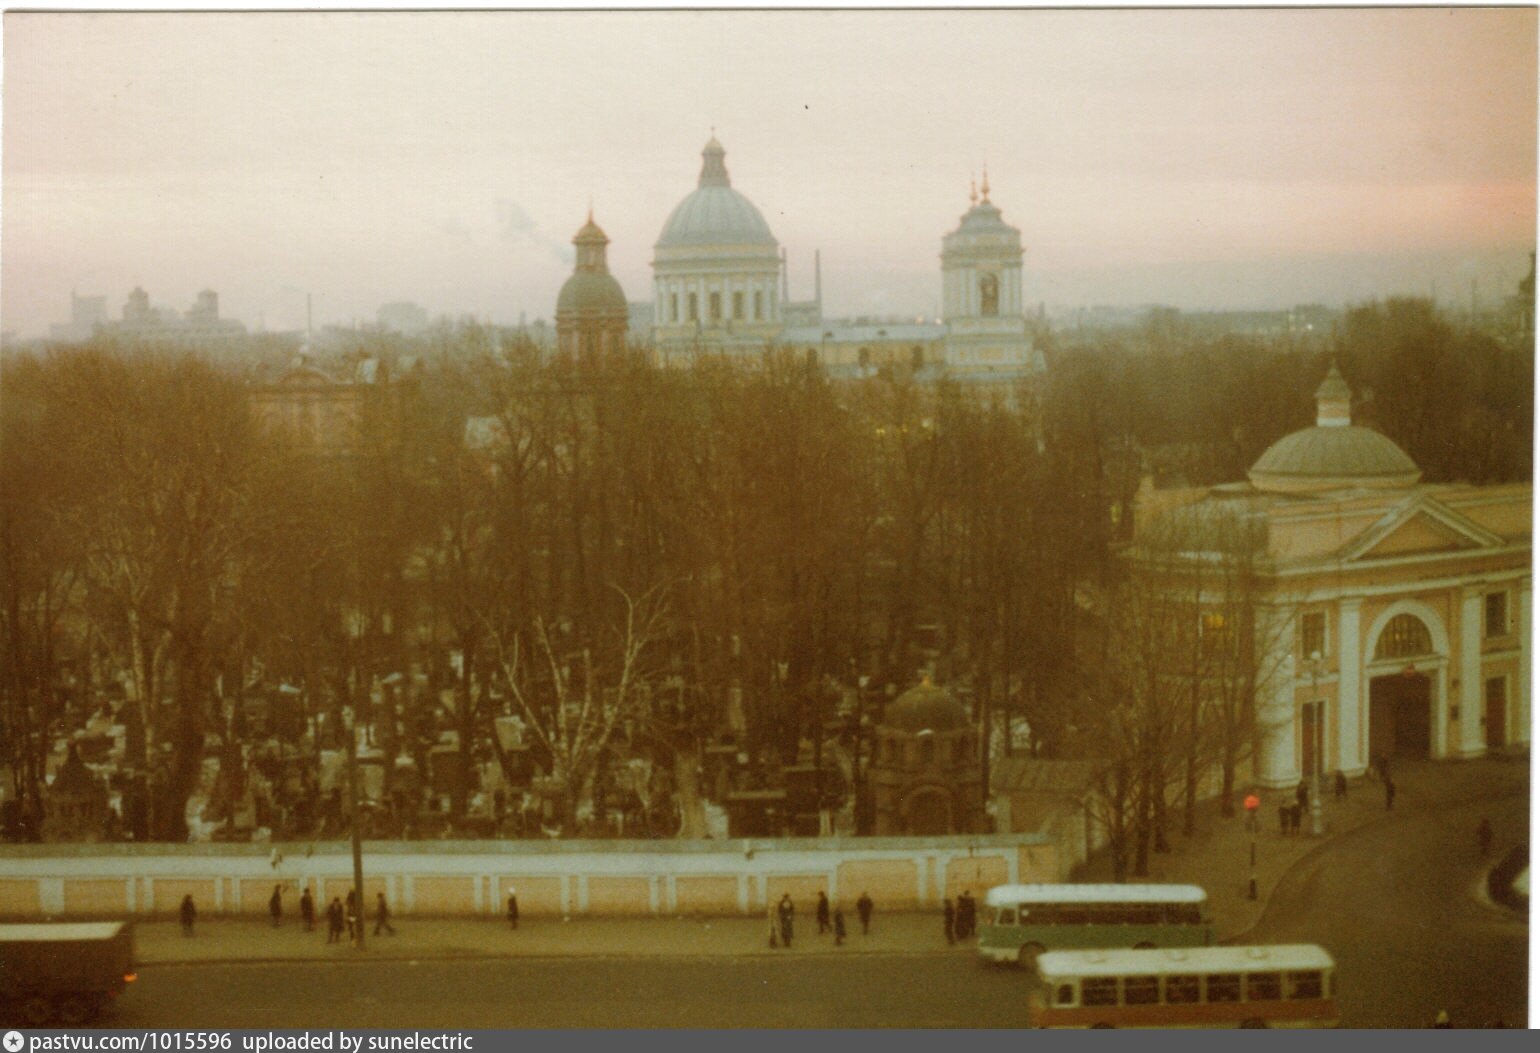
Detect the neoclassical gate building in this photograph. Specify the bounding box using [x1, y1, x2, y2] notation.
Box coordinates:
[1135, 365, 1530, 788]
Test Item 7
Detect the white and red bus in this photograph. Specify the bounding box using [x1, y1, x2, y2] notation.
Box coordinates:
[1028, 944, 1338, 1029]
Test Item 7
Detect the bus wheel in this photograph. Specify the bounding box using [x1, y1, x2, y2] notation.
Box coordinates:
[1017, 943, 1045, 971]
[1134, 941, 1155, 949]
[1091, 1023, 1115, 1029]
[1240, 1019, 1269, 1029]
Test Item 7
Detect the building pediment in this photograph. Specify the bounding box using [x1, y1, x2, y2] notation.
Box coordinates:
[1339, 496, 1506, 562]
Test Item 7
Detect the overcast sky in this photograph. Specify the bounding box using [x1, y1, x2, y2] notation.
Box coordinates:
[3, 8, 1535, 337]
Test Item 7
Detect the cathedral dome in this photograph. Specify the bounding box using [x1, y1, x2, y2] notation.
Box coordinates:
[1248, 364, 1421, 493]
[656, 138, 778, 249]
[884, 681, 968, 733]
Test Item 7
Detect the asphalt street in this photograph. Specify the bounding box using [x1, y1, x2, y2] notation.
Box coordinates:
[110, 955, 1033, 1029]
[1246, 778, 1529, 1028]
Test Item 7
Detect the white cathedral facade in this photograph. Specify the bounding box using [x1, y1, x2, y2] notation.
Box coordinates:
[588, 136, 1045, 382]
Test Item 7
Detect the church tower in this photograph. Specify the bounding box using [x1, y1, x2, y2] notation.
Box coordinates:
[555, 212, 629, 360]
[939, 171, 1040, 376]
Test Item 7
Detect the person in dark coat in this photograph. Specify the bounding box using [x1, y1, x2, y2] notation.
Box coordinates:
[816, 891, 831, 934]
[269, 884, 283, 928]
[345, 889, 359, 941]
[856, 892, 873, 935]
[1385, 777, 1396, 811]
[326, 897, 345, 943]
[1333, 770, 1348, 799]
[373, 892, 395, 936]
[179, 893, 197, 937]
[1278, 801, 1290, 835]
[300, 888, 315, 932]
[833, 908, 847, 947]
[777, 894, 795, 948]
[1295, 780, 1310, 814]
[943, 899, 956, 945]
[506, 888, 519, 930]
[958, 890, 976, 937]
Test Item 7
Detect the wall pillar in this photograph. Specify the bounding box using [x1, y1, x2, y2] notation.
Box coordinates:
[1520, 582, 1532, 746]
[1258, 645, 1297, 788]
[1336, 599, 1364, 774]
[1459, 588, 1485, 756]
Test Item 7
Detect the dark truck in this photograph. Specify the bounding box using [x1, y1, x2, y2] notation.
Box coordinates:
[0, 922, 136, 1025]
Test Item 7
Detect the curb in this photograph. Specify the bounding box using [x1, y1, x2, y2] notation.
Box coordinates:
[137, 947, 973, 968]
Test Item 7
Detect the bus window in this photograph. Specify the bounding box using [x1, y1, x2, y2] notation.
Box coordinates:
[1124, 976, 1159, 1005]
[1082, 979, 1118, 1007]
[1246, 972, 1282, 1001]
[1130, 906, 1160, 926]
[1059, 908, 1089, 926]
[1164, 975, 1201, 1004]
[1206, 974, 1242, 1003]
[1288, 972, 1323, 999]
[997, 908, 1016, 925]
[1054, 985, 1076, 1007]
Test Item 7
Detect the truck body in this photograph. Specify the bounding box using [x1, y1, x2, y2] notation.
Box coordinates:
[0, 921, 136, 1025]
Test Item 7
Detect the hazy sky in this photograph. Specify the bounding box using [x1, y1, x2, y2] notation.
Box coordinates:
[3, 8, 1536, 336]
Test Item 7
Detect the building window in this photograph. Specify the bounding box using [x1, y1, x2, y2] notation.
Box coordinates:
[732, 291, 744, 320]
[687, 293, 698, 323]
[1300, 611, 1327, 660]
[754, 291, 763, 320]
[1374, 614, 1433, 661]
[709, 292, 721, 321]
[1200, 611, 1231, 655]
[670, 294, 678, 323]
[979, 273, 999, 317]
[1485, 591, 1508, 638]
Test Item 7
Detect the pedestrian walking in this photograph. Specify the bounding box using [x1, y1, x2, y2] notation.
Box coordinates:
[1384, 777, 1396, 811]
[345, 889, 359, 942]
[777, 893, 795, 949]
[816, 891, 831, 935]
[958, 890, 976, 938]
[943, 899, 956, 945]
[373, 892, 395, 936]
[1477, 817, 1494, 856]
[326, 897, 344, 944]
[269, 884, 283, 928]
[1333, 770, 1348, 799]
[179, 893, 197, 937]
[856, 892, 873, 936]
[506, 888, 519, 930]
[1295, 779, 1310, 813]
[1288, 803, 1301, 834]
[833, 908, 846, 947]
[300, 888, 315, 932]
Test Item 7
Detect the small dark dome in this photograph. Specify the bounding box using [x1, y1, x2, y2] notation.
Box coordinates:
[556, 271, 627, 317]
[884, 682, 968, 733]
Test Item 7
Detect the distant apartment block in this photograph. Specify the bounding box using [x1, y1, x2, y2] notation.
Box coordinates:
[95, 286, 248, 347]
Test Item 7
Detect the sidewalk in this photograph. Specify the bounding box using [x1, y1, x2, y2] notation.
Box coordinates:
[133, 752, 1527, 966]
[136, 911, 970, 965]
[1071, 752, 1530, 940]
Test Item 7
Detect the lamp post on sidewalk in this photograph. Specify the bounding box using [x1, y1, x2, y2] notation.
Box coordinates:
[1243, 790, 1260, 900]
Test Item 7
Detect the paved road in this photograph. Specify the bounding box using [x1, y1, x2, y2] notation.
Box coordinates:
[1247, 779, 1529, 1028]
[112, 954, 1034, 1028]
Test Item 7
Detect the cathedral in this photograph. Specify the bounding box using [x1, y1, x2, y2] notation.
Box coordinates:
[555, 136, 1045, 383]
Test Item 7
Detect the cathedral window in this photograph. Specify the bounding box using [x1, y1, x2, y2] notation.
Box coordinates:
[979, 273, 999, 317]
[687, 293, 698, 323]
[754, 291, 763, 320]
[709, 292, 721, 321]
[670, 294, 679, 323]
[733, 291, 744, 320]
[1374, 614, 1433, 660]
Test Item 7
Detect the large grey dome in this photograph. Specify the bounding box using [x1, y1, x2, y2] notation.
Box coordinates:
[655, 138, 778, 249]
[1249, 425, 1421, 493]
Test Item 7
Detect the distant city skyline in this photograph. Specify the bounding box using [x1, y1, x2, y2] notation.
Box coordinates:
[3, 8, 1535, 339]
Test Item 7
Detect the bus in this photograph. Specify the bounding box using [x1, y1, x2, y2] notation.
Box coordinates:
[977, 884, 1210, 966]
[1028, 945, 1339, 1029]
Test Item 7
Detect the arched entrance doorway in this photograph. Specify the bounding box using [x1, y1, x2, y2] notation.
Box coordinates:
[1369, 672, 1431, 760]
[1366, 612, 1439, 762]
[904, 787, 953, 835]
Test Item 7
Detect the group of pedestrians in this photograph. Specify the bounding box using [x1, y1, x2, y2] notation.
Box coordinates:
[768, 890, 875, 949]
[258, 884, 396, 942]
[942, 889, 977, 945]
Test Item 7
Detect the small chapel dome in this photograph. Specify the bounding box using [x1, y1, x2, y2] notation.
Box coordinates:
[884, 681, 969, 733]
[655, 137, 778, 249]
[1248, 364, 1421, 493]
[556, 213, 627, 318]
